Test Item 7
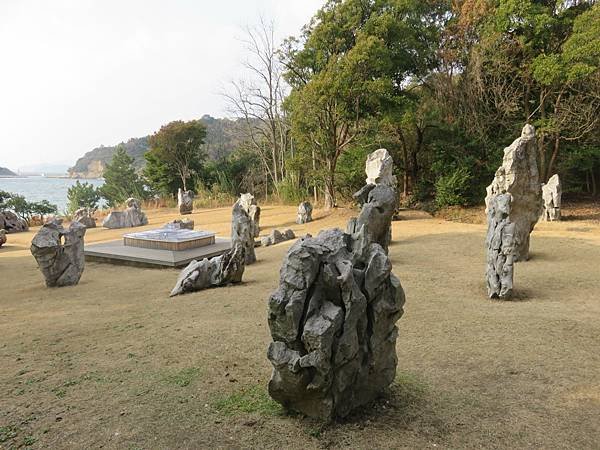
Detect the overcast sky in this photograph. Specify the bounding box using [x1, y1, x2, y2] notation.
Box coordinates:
[0, 0, 324, 171]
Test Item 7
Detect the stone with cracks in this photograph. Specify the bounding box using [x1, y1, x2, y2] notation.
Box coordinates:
[30, 221, 86, 287]
[169, 244, 245, 296]
[178, 188, 194, 215]
[73, 208, 96, 228]
[231, 200, 256, 265]
[541, 174, 561, 222]
[102, 198, 148, 229]
[0, 210, 28, 233]
[486, 193, 516, 299]
[261, 229, 296, 247]
[0, 229, 6, 247]
[485, 124, 541, 261]
[296, 201, 313, 224]
[366, 148, 397, 186]
[267, 226, 405, 420]
[239, 193, 261, 238]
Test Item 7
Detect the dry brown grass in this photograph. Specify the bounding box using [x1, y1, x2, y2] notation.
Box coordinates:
[1, 205, 599, 449]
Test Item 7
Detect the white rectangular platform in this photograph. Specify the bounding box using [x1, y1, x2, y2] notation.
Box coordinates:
[84, 237, 231, 268]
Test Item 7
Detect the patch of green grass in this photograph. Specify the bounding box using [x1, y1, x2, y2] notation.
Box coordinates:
[213, 385, 282, 416]
[0, 425, 20, 443]
[23, 435, 37, 446]
[164, 367, 201, 387]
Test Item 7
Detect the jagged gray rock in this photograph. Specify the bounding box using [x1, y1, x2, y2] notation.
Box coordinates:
[267, 225, 405, 420]
[73, 208, 96, 228]
[164, 218, 194, 230]
[296, 201, 313, 224]
[231, 200, 256, 265]
[239, 193, 261, 238]
[0, 210, 28, 233]
[169, 244, 245, 296]
[486, 193, 516, 299]
[261, 229, 296, 247]
[102, 198, 148, 229]
[178, 188, 194, 215]
[485, 124, 541, 261]
[30, 221, 86, 287]
[541, 174, 561, 222]
[0, 229, 6, 247]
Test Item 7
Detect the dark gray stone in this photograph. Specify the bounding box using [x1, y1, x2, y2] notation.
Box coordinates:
[30, 221, 86, 287]
[0, 229, 6, 247]
[178, 188, 194, 215]
[261, 229, 296, 247]
[0, 210, 28, 233]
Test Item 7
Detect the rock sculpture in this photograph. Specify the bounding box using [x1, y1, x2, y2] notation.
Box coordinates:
[0, 229, 6, 247]
[165, 218, 194, 230]
[0, 210, 28, 233]
[231, 200, 256, 265]
[541, 174, 561, 222]
[178, 188, 194, 215]
[296, 201, 313, 224]
[102, 198, 148, 229]
[346, 148, 397, 253]
[73, 208, 96, 228]
[239, 193, 261, 238]
[486, 193, 515, 299]
[267, 225, 405, 420]
[485, 124, 541, 261]
[30, 221, 86, 287]
[170, 244, 245, 296]
[261, 229, 296, 247]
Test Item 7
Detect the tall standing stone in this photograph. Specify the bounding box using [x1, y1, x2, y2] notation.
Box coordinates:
[238, 193, 261, 238]
[178, 188, 194, 215]
[30, 221, 86, 287]
[296, 201, 313, 224]
[485, 124, 541, 261]
[541, 174, 561, 222]
[486, 193, 515, 299]
[231, 200, 256, 265]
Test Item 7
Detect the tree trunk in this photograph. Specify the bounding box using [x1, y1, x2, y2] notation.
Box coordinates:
[545, 135, 560, 182]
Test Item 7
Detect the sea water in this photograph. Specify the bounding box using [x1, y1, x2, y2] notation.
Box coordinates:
[0, 177, 104, 213]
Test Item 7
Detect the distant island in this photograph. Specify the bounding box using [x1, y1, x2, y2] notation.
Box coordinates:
[0, 166, 17, 177]
[68, 115, 246, 178]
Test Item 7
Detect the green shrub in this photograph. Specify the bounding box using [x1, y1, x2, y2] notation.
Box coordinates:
[67, 181, 100, 213]
[434, 167, 472, 209]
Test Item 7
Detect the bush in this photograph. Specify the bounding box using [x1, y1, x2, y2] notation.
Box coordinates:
[434, 167, 472, 209]
[67, 181, 100, 213]
[1, 192, 57, 225]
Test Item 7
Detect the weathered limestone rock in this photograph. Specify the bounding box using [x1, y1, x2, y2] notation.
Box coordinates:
[296, 201, 313, 224]
[261, 229, 296, 247]
[30, 221, 86, 287]
[0, 229, 6, 247]
[232, 200, 256, 265]
[541, 174, 561, 222]
[102, 198, 148, 229]
[169, 244, 245, 296]
[0, 210, 28, 233]
[485, 124, 541, 261]
[165, 218, 194, 230]
[267, 226, 405, 420]
[346, 149, 397, 254]
[178, 188, 194, 215]
[239, 193, 261, 238]
[486, 193, 516, 299]
[73, 208, 96, 228]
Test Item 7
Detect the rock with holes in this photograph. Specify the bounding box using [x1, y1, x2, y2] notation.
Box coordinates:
[102, 198, 148, 229]
[30, 221, 86, 287]
[0, 210, 28, 233]
[178, 188, 194, 215]
[541, 174, 561, 222]
[232, 200, 256, 265]
[296, 201, 313, 224]
[267, 224, 405, 420]
[169, 244, 245, 296]
[486, 193, 516, 299]
[73, 208, 96, 228]
[485, 124, 541, 261]
[238, 193, 261, 238]
[0, 229, 6, 247]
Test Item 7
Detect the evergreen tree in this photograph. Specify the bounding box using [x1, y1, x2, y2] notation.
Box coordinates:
[99, 145, 147, 207]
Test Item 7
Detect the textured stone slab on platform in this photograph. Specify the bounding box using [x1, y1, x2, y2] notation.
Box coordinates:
[84, 238, 231, 267]
[123, 229, 216, 251]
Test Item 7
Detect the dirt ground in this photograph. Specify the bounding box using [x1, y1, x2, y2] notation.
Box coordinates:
[1, 205, 599, 449]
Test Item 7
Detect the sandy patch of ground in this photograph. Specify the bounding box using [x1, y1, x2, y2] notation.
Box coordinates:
[1, 205, 599, 449]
